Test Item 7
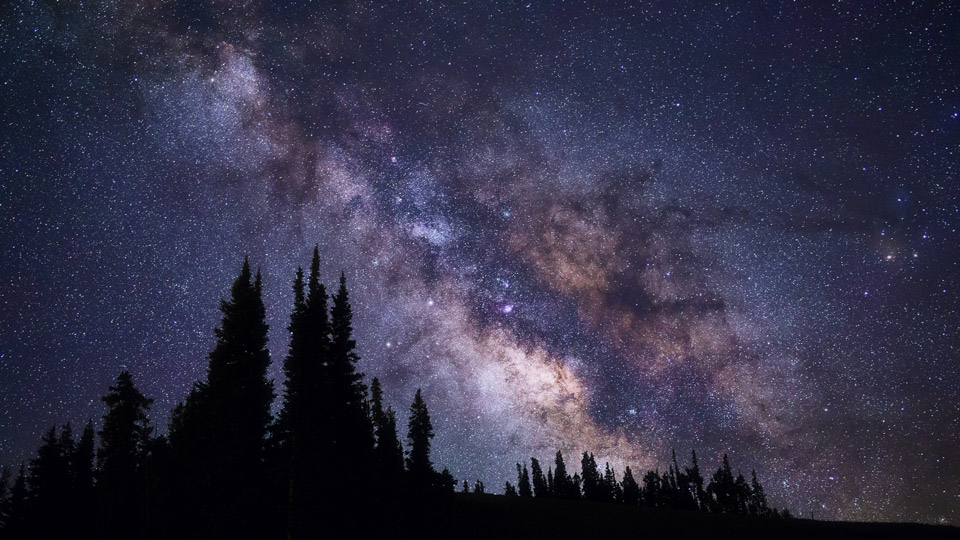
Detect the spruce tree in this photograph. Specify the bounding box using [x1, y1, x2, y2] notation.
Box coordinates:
[749, 469, 769, 516]
[546, 467, 554, 497]
[517, 463, 532, 497]
[530, 458, 547, 497]
[462, 480, 470, 493]
[580, 452, 601, 501]
[642, 470, 661, 507]
[553, 450, 574, 499]
[3, 466, 28, 540]
[504, 482, 517, 496]
[686, 450, 707, 511]
[734, 471, 750, 514]
[71, 421, 96, 539]
[328, 271, 374, 499]
[406, 389, 435, 490]
[169, 257, 274, 538]
[370, 377, 405, 488]
[604, 463, 621, 502]
[707, 454, 737, 513]
[98, 371, 153, 540]
[621, 466, 641, 505]
[30, 426, 72, 538]
[437, 468, 456, 493]
[277, 248, 336, 535]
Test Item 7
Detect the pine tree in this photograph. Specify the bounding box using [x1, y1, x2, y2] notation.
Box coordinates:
[99, 371, 153, 540]
[642, 469, 661, 507]
[571, 473, 582, 499]
[749, 470, 769, 516]
[3, 466, 28, 540]
[278, 266, 308, 446]
[553, 450, 574, 499]
[462, 480, 470, 493]
[71, 421, 96, 539]
[473, 480, 485, 494]
[734, 471, 750, 514]
[370, 377, 405, 489]
[329, 271, 374, 499]
[516, 463, 532, 497]
[686, 450, 707, 511]
[169, 258, 274, 538]
[603, 463, 621, 502]
[437, 468, 456, 493]
[504, 482, 517, 496]
[580, 452, 602, 502]
[707, 454, 737, 513]
[278, 249, 336, 536]
[530, 458, 548, 497]
[30, 426, 72, 537]
[621, 466, 641, 505]
[406, 389, 435, 490]
[546, 467, 554, 497]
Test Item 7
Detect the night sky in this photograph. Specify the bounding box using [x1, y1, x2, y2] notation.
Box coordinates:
[1, 1, 958, 525]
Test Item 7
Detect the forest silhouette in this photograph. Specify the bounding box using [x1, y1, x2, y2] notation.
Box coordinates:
[1, 252, 955, 539]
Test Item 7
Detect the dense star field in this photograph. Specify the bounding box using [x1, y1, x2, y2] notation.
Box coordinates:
[1, 1, 958, 525]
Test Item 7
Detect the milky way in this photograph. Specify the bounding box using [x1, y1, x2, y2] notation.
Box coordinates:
[1, 1, 958, 525]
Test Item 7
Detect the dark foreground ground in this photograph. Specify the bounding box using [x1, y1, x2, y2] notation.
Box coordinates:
[384, 493, 960, 540]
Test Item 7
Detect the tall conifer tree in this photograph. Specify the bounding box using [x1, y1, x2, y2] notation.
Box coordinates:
[406, 389, 435, 490]
[370, 377, 405, 488]
[29, 426, 72, 537]
[99, 371, 153, 540]
[621, 466, 641, 505]
[517, 463, 532, 497]
[530, 458, 548, 497]
[329, 271, 373, 498]
[170, 257, 273, 538]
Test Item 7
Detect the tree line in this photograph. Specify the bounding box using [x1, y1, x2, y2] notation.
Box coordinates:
[0, 250, 791, 539]
[501, 449, 792, 518]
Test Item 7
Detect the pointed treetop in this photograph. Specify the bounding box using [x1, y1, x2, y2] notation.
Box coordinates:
[309, 245, 320, 288]
[292, 267, 305, 306]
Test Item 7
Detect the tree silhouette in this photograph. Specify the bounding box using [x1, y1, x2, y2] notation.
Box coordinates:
[2, 466, 28, 540]
[707, 454, 737, 513]
[580, 452, 602, 502]
[169, 257, 274, 538]
[621, 466, 641, 505]
[406, 388, 435, 491]
[734, 471, 750, 514]
[686, 450, 707, 511]
[72, 421, 96, 539]
[503, 482, 517, 496]
[99, 371, 153, 539]
[328, 271, 374, 500]
[437, 468, 456, 493]
[530, 458, 548, 498]
[553, 450, 575, 499]
[29, 425, 73, 538]
[370, 377, 405, 490]
[603, 463, 621, 502]
[749, 470, 770, 516]
[473, 480, 485, 494]
[571, 472, 582, 499]
[642, 469, 661, 507]
[517, 463, 532, 497]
